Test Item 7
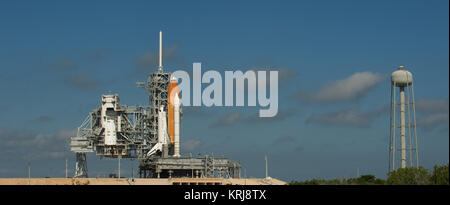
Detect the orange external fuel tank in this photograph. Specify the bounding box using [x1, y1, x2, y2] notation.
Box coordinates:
[167, 77, 179, 144]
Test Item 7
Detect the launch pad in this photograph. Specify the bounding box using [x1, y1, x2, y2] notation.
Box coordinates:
[70, 31, 241, 179]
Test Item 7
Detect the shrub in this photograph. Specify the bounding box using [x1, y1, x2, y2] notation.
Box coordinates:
[431, 164, 449, 185]
[387, 167, 430, 185]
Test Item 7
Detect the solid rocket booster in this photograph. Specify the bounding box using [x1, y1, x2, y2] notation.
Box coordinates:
[173, 93, 181, 157]
[167, 76, 180, 145]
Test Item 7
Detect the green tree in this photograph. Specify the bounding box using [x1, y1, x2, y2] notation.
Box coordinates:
[431, 164, 449, 185]
[387, 167, 431, 185]
[289, 175, 386, 185]
[356, 175, 375, 184]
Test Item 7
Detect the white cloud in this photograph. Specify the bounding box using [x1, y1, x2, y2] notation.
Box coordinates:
[66, 75, 98, 91]
[135, 45, 181, 74]
[210, 112, 243, 127]
[251, 67, 295, 85]
[245, 109, 294, 123]
[416, 98, 449, 114]
[0, 128, 74, 161]
[301, 72, 385, 104]
[416, 98, 449, 131]
[306, 106, 386, 127]
[182, 139, 202, 152]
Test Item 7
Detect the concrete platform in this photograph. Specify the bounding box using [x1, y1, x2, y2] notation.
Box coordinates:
[0, 177, 287, 185]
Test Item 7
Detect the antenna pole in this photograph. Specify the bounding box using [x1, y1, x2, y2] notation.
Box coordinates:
[159, 30, 163, 72]
[28, 162, 30, 185]
[265, 155, 268, 178]
[65, 158, 68, 178]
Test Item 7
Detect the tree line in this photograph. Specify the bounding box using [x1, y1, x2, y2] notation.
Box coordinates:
[289, 164, 449, 185]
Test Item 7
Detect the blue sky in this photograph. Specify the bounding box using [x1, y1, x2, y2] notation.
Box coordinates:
[0, 0, 448, 181]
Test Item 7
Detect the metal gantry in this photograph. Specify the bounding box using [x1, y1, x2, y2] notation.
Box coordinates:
[70, 31, 241, 179]
[70, 102, 154, 177]
[138, 155, 241, 178]
[70, 71, 241, 178]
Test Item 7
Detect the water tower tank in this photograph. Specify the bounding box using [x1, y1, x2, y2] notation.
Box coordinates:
[391, 66, 413, 87]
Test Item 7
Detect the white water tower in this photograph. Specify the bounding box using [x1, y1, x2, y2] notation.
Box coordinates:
[389, 66, 419, 172]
